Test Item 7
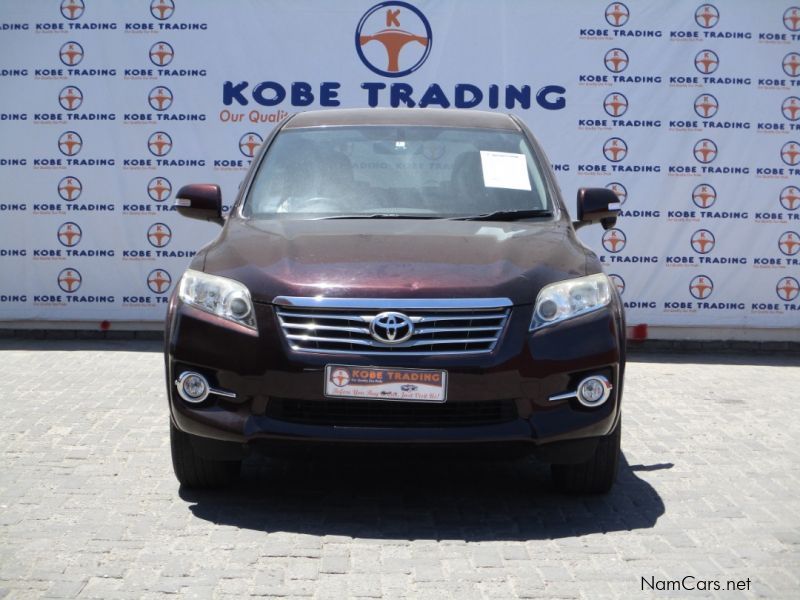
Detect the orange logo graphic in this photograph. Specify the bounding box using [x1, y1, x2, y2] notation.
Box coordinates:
[603, 137, 627, 162]
[604, 48, 628, 73]
[690, 275, 713, 299]
[781, 141, 800, 166]
[695, 49, 719, 74]
[605, 3, 629, 27]
[602, 228, 627, 253]
[59, 41, 83, 66]
[58, 131, 82, 156]
[147, 223, 172, 248]
[150, 0, 174, 20]
[780, 186, 800, 211]
[692, 184, 716, 209]
[779, 231, 800, 256]
[147, 177, 172, 202]
[695, 4, 719, 28]
[147, 132, 172, 157]
[783, 97, 800, 121]
[57, 222, 82, 247]
[691, 229, 715, 254]
[59, 86, 83, 111]
[603, 92, 628, 117]
[147, 269, 172, 294]
[58, 268, 82, 293]
[149, 41, 174, 66]
[784, 7, 800, 32]
[693, 139, 717, 163]
[331, 368, 351, 387]
[783, 52, 800, 77]
[148, 86, 173, 111]
[60, 0, 84, 20]
[58, 176, 82, 201]
[356, 1, 432, 77]
[239, 132, 263, 158]
[694, 94, 718, 118]
[776, 277, 799, 301]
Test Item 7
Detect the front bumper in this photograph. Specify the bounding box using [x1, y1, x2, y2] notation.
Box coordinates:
[165, 298, 624, 457]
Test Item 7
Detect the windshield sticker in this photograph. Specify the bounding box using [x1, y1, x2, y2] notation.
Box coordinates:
[479, 151, 531, 191]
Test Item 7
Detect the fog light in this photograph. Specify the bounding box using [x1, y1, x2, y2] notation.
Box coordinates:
[176, 371, 209, 404]
[576, 375, 612, 407]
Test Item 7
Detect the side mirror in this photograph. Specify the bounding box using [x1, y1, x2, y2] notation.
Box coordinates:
[574, 187, 621, 230]
[175, 183, 224, 225]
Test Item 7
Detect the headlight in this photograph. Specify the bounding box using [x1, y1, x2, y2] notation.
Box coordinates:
[530, 273, 612, 330]
[178, 269, 257, 330]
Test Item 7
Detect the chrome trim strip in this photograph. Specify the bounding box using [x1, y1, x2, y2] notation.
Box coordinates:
[273, 296, 513, 310]
[548, 391, 578, 402]
[287, 345, 494, 356]
[209, 387, 237, 399]
[284, 333, 499, 348]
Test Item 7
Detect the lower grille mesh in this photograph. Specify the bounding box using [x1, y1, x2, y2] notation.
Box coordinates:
[265, 398, 518, 428]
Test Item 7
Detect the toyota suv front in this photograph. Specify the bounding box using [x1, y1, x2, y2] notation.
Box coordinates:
[165, 108, 625, 493]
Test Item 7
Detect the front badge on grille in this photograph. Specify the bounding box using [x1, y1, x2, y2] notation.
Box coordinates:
[369, 311, 413, 344]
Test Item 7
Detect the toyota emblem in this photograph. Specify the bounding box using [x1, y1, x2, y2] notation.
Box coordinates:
[369, 311, 414, 344]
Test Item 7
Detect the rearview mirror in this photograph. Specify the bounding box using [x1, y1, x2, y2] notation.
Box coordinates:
[574, 187, 620, 230]
[175, 183, 224, 225]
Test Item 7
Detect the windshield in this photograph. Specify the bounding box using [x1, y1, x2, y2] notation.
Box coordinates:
[243, 126, 552, 219]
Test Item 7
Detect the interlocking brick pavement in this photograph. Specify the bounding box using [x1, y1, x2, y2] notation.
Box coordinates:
[0, 339, 798, 598]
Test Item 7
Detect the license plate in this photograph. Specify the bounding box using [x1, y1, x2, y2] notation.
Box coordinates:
[324, 365, 447, 403]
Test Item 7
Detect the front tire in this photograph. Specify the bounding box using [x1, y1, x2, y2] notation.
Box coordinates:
[170, 422, 241, 488]
[551, 420, 620, 494]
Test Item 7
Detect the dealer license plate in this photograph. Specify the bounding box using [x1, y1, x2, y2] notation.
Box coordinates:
[324, 365, 447, 403]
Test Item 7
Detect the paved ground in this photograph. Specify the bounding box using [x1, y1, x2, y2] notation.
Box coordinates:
[0, 340, 798, 599]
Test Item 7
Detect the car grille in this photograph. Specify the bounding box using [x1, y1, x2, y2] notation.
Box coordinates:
[265, 398, 518, 428]
[273, 297, 511, 356]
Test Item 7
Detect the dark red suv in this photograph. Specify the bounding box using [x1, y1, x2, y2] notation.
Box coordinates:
[166, 108, 625, 493]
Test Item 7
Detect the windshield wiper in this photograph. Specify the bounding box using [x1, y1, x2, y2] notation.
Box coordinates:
[313, 213, 442, 220]
[451, 209, 553, 221]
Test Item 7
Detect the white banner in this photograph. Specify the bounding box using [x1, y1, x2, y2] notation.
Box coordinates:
[0, 0, 798, 329]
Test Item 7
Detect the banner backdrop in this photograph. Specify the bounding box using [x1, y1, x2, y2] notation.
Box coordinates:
[1, 0, 799, 329]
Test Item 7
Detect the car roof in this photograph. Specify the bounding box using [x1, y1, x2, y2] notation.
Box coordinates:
[283, 108, 520, 131]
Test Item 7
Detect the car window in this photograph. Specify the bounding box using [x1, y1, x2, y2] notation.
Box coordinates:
[243, 126, 551, 218]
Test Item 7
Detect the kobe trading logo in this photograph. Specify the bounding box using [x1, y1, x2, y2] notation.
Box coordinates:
[59, 41, 84, 66]
[690, 229, 715, 254]
[149, 41, 174, 66]
[778, 231, 800, 256]
[605, 3, 629, 27]
[603, 92, 628, 117]
[693, 139, 717, 163]
[695, 4, 719, 28]
[58, 176, 82, 201]
[602, 228, 626, 253]
[57, 222, 82, 247]
[150, 0, 175, 20]
[147, 269, 172, 294]
[148, 131, 172, 156]
[606, 182, 627, 205]
[147, 223, 172, 248]
[59, 86, 83, 111]
[603, 137, 627, 162]
[689, 275, 713, 300]
[58, 268, 82, 293]
[604, 48, 628, 73]
[239, 132, 263, 158]
[776, 276, 799, 302]
[694, 94, 718, 118]
[147, 177, 172, 202]
[356, 1, 432, 77]
[148, 86, 173, 111]
[60, 0, 84, 20]
[58, 131, 82, 156]
[692, 183, 716, 209]
[695, 50, 719, 75]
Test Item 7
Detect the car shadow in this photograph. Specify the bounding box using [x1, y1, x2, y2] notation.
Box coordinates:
[180, 452, 667, 541]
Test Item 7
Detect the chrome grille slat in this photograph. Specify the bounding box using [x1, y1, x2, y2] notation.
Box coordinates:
[274, 296, 511, 356]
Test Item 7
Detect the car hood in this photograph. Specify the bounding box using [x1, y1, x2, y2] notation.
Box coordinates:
[201, 218, 588, 305]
